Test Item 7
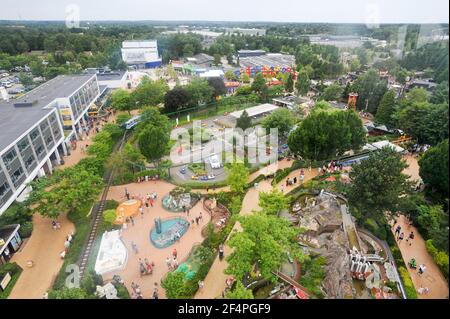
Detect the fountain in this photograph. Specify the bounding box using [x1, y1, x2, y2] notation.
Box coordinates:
[150, 217, 190, 249]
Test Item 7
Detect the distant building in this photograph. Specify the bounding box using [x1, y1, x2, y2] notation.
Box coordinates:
[407, 79, 438, 92]
[186, 53, 215, 68]
[121, 40, 162, 69]
[225, 28, 266, 36]
[237, 50, 266, 58]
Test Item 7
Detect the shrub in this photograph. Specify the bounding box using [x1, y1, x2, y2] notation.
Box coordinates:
[114, 282, 130, 299]
[398, 266, 418, 299]
[0, 203, 33, 238]
[103, 209, 116, 224]
[0, 263, 23, 299]
[18, 221, 33, 238]
[425, 239, 449, 280]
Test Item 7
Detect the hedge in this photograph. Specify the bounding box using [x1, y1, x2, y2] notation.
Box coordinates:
[398, 266, 418, 299]
[425, 239, 449, 280]
[0, 262, 23, 299]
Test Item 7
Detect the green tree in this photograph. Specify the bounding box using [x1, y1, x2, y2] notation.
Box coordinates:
[295, 68, 310, 96]
[284, 72, 294, 92]
[207, 77, 227, 98]
[138, 106, 172, 133]
[251, 72, 268, 100]
[321, 84, 344, 101]
[241, 73, 250, 84]
[347, 147, 410, 217]
[132, 78, 169, 108]
[375, 90, 397, 128]
[185, 77, 214, 106]
[226, 163, 249, 195]
[110, 89, 133, 114]
[138, 124, 170, 165]
[225, 281, 254, 299]
[417, 205, 444, 236]
[27, 168, 103, 219]
[430, 81, 449, 104]
[213, 54, 221, 65]
[48, 288, 90, 299]
[18, 72, 33, 86]
[258, 188, 290, 215]
[225, 70, 238, 81]
[419, 139, 449, 196]
[262, 108, 295, 137]
[288, 109, 366, 161]
[161, 271, 189, 299]
[351, 69, 387, 114]
[164, 86, 190, 113]
[236, 110, 252, 131]
[226, 212, 303, 281]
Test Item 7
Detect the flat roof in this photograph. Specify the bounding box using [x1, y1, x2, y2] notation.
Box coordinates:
[96, 71, 126, 82]
[230, 103, 279, 119]
[363, 140, 405, 153]
[0, 74, 94, 152]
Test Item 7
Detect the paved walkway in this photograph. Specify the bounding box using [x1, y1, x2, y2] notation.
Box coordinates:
[8, 214, 75, 299]
[195, 163, 318, 299]
[105, 180, 211, 299]
[390, 215, 448, 299]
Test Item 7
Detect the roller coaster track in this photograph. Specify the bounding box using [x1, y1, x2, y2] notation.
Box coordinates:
[272, 270, 311, 299]
[77, 131, 129, 278]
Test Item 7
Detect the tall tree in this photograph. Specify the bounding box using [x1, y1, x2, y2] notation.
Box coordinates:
[284, 72, 294, 92]
[226, 212, 304, 281]
[225, 281, 254, 299]
[185, 77, 214, 106]
[295, 68, 310, 96]
[251, 72, 268, 100]
[347, 147, 410, 218]
[164, 86, 190, 113]
[110, 89, 133, 114]
[132, 78, 169, 108]
[258, 188, 290, 215]
[288, 108, 366, 161]
[226, 163, 249, 195]
[207, 77, 227, 98]
[321, 83, 344, 101]
[138, 124, 170, 165]
[375, 90, 397, 128]
[236, 110, 252, 131]
[419, 139, 449, 197]
[430, 81, 449, 104]
[262, 108, 295, 137]
[351, 69, 387, 114]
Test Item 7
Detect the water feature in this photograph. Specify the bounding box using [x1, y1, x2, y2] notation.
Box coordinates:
[150, 217, 190, 248]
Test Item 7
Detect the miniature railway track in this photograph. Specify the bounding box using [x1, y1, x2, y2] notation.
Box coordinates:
[77, 131, 128, 278]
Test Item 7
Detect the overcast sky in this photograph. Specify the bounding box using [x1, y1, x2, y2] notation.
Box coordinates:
[0, 0, 448, 23]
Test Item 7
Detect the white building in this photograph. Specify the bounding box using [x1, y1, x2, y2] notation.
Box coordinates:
[0, 74, 102, 215]
[121, 40, 162, 69]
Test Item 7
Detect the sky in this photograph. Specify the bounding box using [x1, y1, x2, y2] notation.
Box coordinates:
[0, 0, 448, 23]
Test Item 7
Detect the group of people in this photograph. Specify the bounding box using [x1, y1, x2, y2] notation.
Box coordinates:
[394, 224, 415, 246]
[285, 169, 306, 187]
[139, 258, 155, 275]
[51, 220, 61, 230]
[221, 277, 236, 298]
[166, 248, 179, 270]
[60, 232, 74, 259]
[318, 160, 344, 175]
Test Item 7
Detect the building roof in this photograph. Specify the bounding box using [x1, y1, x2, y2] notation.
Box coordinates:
[363, 140, 405, 153]
[0, 224, 20, 254]
[230, 103, 279, 118]
[0, 74, 94, 152]
[191, 53, 214, 65]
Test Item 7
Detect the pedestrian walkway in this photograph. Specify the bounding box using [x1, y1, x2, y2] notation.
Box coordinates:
[8, 214, 75, 299]
[391, 215, 448, 299]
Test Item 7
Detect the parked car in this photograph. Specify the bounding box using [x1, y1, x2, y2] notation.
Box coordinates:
[209, 155, 221, 169]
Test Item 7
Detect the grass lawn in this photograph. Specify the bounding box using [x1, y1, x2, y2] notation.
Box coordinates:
[0, 263, 23, 299]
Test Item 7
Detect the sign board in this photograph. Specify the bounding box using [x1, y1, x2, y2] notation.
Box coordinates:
[59, 107, 73, 126]
[0, 272, 11, 291]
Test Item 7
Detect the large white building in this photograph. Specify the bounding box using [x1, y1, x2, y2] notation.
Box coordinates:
[121, 40, 162, 68]
[0, 74, 102, 215]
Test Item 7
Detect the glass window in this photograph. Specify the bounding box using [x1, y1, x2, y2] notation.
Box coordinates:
[2, 148, 17, 164]
[18, 138, 30, 152]
[30, 128, 39, 141]
[0, 182, 10, 197]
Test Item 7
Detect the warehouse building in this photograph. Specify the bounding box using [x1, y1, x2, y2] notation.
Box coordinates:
[121, 40, 162, 69]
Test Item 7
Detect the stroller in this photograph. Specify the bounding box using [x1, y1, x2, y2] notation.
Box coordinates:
[408, 258, 417, 269]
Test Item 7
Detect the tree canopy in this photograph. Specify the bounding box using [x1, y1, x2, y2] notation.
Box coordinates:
[347, 147, 410, 218]
[419, 139, 449, 197]
[226, 163, 249, 195]
[262, 108, 295, 137]
[351, 69, 387, 114]
[375, 90, 397, 128]
[236, 110, 252, 131]
[288, 108, 366, 161]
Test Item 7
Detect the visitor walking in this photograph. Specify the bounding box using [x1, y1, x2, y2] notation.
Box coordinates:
[219, 244, 225, 261]
[195, 217, 200, 226]
[140, 206, 144, 218]
[395, 225, 401, 238]
[286, 179, 289, 187]
[131, 241, 139, 254]
[125, 187, 130, 200]
[172, 248, 177, 259]
[293, 177, 297, 184]
[407, 231, 414, 246]
[130, 216, 135, 226]
[172, 257, 178, 268]
[418, 264, 426, 275]
[199, 212, 203, 222]
[166, 256, 172, 269]
[198, 280, 204, 290]
[398, 232, 404, 243]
